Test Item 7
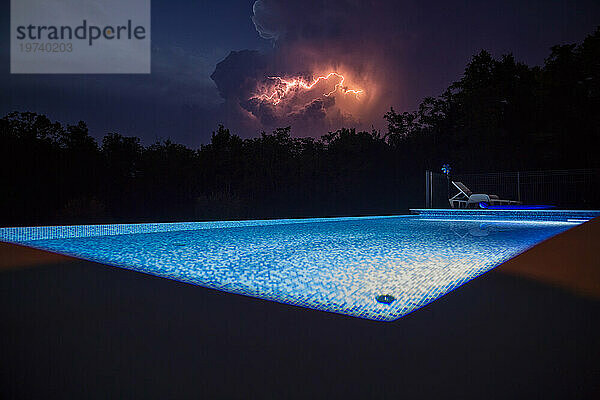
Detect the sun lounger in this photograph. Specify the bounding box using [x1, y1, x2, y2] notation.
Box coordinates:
[449, 181, 521, 208]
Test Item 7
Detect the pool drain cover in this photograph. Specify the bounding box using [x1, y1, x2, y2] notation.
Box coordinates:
[376, 294, 395, 304]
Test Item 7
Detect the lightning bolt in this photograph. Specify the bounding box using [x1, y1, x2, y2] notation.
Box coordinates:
[252, 72, 364, 105]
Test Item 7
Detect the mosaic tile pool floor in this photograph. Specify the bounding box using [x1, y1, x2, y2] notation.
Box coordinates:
[1, 211, 597, 321]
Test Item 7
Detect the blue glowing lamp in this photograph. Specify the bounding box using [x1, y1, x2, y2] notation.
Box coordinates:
[442, 164, 451, 199]
[441, 164, 451, 176]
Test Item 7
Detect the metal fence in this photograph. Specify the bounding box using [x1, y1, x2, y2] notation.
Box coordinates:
[425, 169, 600, 209]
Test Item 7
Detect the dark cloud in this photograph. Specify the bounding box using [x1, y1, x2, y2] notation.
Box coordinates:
[210, 50, 269, 100]
[251, 0, 282, 41]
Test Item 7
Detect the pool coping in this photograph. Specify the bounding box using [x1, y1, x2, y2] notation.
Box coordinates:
[0, 215, 412, 243]
[410, 208, 600, 222]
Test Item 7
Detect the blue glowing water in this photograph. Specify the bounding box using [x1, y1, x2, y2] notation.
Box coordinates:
[1, 211, 597, 321]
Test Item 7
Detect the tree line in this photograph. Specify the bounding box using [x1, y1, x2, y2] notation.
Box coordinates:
[1, 28, 598, 226]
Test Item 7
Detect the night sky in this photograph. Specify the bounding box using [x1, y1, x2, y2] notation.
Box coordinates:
[1, 0, 599, 146]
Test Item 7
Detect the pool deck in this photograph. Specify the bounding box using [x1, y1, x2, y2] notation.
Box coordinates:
[1, 218, 599, 398]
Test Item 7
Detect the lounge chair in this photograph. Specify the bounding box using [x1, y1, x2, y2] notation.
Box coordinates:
[449, 181, 521, 208]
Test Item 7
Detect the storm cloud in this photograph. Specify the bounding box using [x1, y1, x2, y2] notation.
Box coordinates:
[211, 0, 407, 135]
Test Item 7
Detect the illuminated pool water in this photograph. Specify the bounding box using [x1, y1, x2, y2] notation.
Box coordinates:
[1, 210, 598, 321]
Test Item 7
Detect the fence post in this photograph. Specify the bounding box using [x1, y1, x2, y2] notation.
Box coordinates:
[425, 170, 431, 208]
[517, 171, 521, 202]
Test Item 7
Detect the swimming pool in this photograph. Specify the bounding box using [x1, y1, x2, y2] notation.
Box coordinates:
[1, 210, 598, 321]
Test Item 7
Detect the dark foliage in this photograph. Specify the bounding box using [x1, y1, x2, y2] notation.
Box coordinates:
[1, 28, 598, 226]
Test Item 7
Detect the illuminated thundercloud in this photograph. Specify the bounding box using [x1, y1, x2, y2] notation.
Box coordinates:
[251, 72, 364, 105]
